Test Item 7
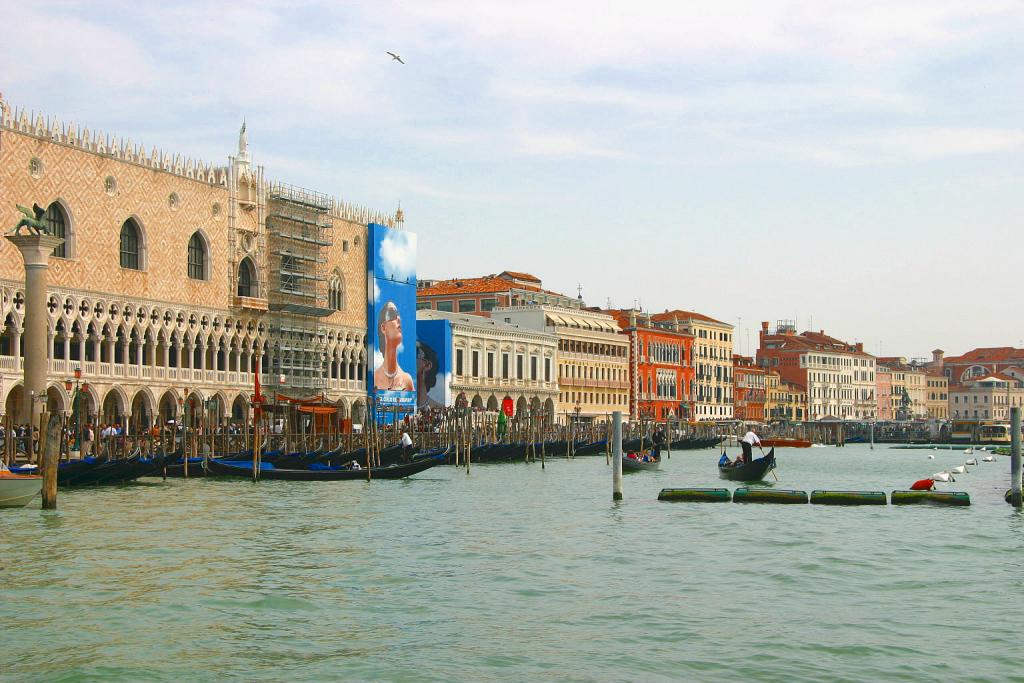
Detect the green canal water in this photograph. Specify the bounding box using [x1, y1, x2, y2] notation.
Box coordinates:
[2, 444, 1022, 682]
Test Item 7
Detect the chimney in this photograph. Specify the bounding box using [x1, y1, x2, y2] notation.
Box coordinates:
[855, 343, 863, 352]
[932, 349, 944, 363]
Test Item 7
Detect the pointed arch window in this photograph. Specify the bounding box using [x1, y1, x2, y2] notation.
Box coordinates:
[237, 257, 256, 297]
[120, 219, 141, 270]
[188, 232, 208, 280]
[328, 272, 345, 311]
[43, 202, 69, 258]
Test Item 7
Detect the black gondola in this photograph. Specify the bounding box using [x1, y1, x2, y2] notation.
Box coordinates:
[204, 453, 445, 481]
[55, 451, 167, 486]
[570, 440, 608, 456]
[717, 447, 775, 482]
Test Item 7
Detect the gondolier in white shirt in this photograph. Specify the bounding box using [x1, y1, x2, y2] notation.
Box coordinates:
[740, 429, 764, 464]
[400, 430, 414, 461]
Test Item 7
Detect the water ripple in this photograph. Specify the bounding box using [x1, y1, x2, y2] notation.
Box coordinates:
[2, 445, 1022, 681]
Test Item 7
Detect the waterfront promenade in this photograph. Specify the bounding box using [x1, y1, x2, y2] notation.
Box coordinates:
[2, 444, 1020, 682]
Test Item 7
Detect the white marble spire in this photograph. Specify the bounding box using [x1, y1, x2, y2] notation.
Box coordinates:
[239, 120, 249, 157]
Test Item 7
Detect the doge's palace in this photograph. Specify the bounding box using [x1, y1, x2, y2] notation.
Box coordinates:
[0, 95, 397, 430]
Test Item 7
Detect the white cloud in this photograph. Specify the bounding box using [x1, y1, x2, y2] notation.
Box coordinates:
[725, 125, 1024, 166]
[378, 231, 417, 281]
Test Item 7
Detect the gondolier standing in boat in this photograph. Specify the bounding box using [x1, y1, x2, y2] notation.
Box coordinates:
[740, 429, 764, 464]
[400, 429, 414, 462]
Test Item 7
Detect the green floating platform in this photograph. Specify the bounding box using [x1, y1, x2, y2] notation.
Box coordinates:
[810, 490, 887, 506]
[733, 488, 808, 504]
[658, 488, 731, 502]
[891, 491, 970, 506]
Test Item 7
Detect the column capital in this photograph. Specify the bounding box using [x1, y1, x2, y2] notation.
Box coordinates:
[5, 234, 65, 267]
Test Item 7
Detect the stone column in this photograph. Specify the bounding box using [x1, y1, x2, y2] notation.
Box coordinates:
[6, 234, 64, 425]
[12, 330, 21, 372]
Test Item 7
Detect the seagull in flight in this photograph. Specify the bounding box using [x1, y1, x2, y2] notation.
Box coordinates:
[387, 51, 405, 64]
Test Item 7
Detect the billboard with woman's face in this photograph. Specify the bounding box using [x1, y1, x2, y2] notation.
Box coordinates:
[367, 223, 417, 414]
[415, 317, 452, 410]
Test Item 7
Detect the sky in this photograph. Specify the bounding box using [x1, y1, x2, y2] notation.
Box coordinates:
[1, 1, 1022, 360]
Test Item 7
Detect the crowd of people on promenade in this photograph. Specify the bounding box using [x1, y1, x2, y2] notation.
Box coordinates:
[0, 418, 264, 464]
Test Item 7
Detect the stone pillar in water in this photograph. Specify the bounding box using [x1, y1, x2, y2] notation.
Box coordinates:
[5, 234, 64, 425]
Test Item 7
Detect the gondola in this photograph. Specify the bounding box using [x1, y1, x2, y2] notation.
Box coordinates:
[204, 452, 445, 481]
[717, 447, 775, 482]
[666, 436, 721, 449]
[622, 449, 660, 472]
[21, 450, 169, 486]
[464, 442, 540, 463]
[161, 456, 208, 478]
[571, 439, 608, 456]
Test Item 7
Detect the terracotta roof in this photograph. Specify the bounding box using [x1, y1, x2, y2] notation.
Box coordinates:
[418, 273, 573, 299]
[599, 309, 692, 336]
[943, 347, 1024, 363]
[499, 270, 541, 283]
[650, 309, 726, 325]
[967, 372, 1020, 384]
[760, 330, 870, 357]
[417, 276, 520, 297]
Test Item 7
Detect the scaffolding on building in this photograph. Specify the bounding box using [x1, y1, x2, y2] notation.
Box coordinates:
[265, 182, 334, 396]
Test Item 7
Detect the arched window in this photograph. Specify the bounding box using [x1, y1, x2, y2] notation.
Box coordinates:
[328, 272, 345, 311]
[237, 257, 255, 297]
[120, 219, 141, 270]
[188, 232, 207, 280]
[43, 202, 68, 258]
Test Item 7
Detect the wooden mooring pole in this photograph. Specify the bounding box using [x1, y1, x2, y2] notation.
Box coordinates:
[1010, 406, 1021, 508]
[612, 410, 623, 501]
[41, 411, 59, 509]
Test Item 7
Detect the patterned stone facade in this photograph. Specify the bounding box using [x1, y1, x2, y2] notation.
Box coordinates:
[0, 96, 396, 428]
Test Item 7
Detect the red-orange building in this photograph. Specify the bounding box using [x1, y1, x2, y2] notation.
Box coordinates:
[416, 271, 576, 316]
[604, 309, 694, 421]
[733, 355, 766, 423]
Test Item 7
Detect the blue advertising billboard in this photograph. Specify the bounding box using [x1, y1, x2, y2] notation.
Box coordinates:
[367, 223, 417, 417]
[415, 317, 452, 410]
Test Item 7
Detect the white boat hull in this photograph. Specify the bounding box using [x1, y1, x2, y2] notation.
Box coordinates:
[0, 476, 42, 508]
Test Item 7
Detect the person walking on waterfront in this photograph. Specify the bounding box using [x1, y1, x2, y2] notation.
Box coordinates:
[82, 423, 94, 459]
[741, 428, 763, 463]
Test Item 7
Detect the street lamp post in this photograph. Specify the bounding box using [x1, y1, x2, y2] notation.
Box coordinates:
[63, 366, 86, 455]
